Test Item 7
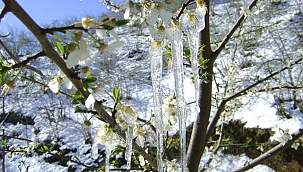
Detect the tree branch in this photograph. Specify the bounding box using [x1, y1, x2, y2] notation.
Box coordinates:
[212, 0, 259, 60]
[232, 128, 303, 172]
[11, 51, 45, 69]
[0, 38, 44, 78]
[42, 25, 87, 34]
[0, 5, 9, 22]
[175, 0, 194, 20]
[2, 0, 157, 168]
[206, 57, 303, 144]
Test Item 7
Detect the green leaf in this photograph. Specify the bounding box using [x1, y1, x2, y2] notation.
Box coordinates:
[0, 67, 8, 85]
[163, 45, 172, 57]
[55, 41, 64, 55]
[2, 140, 6, 147]
[100, 24, 115, 30]
[83, 81, 89, 91]
[113, 87, 120, 103]
[115, 19, 130, 26]
[84, 76, 97, 83]
[71, 91, 85, 105]
[184, 49, 191, 58]
[75, 106, 88, 113]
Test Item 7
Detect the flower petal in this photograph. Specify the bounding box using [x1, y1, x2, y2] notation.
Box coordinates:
[85, 94, 96, 109]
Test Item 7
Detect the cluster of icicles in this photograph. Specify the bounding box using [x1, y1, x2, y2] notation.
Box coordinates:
[149, 15, 206, 172]
[100, 1, 206, 172]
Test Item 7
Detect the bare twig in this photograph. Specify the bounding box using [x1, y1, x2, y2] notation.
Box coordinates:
[212, 0, 259, 60]
[11, 51, 45, 69]
[232, 128, 303, 172]
[0, 5, 9, 22]
[175, 0, 195, 20]
[0, 38, 44, 78]
[42, 25, 87, 34]
[206, 57, 303, 144]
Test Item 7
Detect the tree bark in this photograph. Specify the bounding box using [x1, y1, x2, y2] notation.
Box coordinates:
[187, 1, 213, 171]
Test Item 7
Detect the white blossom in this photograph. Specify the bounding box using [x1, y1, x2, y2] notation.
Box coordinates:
[82, 17, 99, 29]
[162, 95, 178, 131]
[95, 124, 115, 147]
[116, 106, 137, 129]
[1, 81, 14, 97]
[66, 39, 90, 68]
[85, 94, 96, 109]
[165, 159, 188, 172]
[47, 71, 72, 94]
[270, 128, 292, 146]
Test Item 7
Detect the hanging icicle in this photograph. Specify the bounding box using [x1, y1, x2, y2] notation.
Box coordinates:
[187, 13, 201, 114]
[125, 125, 133, 169]
[105, 146, 110, 172]
[150, 40, 164, 172]
[170, 20, 187, 172]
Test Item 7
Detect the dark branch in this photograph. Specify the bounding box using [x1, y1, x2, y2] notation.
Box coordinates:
[206, 57, 303, 144]
[0, 5, 9, 22]
[232, 128, 303, 172]
[0, 38, 44, 77]
[176, 0, 195, 20]
[212, 0, 259, 60]
[42, 25, 87, 34]
[11, 51, 45, 69]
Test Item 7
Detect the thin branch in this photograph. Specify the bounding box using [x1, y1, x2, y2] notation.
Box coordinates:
[232, 128, 303, 172]
[176, 0, 194, 20]
[11, 51, 45, 69]
[0, 134, 31, 142]
[206, 57, 303, 145]
[212, 0, 259, 60]
[0, 38, 44, 78]
[42, 25, 87, 34]
[0, 5, 9, 22]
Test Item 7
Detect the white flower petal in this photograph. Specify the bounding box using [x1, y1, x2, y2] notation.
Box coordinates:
[96, 29, 107, 39]
[85, 94, 96, 109]
[85, 50, 101, 66]
[66, 50, 81, 68]
[108, 41, 124, 50]
[48, 78, 60, 93]
[63, 77, 73, 89]
[109, 30, 120, 41]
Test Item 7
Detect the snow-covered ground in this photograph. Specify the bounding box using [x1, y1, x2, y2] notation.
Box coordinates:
[1, 0, 303, 171]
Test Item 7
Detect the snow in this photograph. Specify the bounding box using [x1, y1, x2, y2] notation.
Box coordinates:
[1, 0, 303, 171]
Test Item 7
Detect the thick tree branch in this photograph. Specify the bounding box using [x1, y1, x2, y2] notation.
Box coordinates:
[232, 128, 303, 172]
[212, 0, 259, 60]
[187, 0, 213, 171]
[2, 0, 157, 168]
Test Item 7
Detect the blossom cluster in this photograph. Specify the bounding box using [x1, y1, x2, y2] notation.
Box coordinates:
[161, 95, 178, 131]
[270, 127, 292, 146]
[118, 0, 207, 41]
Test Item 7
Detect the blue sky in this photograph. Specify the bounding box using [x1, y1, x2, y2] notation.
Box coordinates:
[0, 0, 123, 32]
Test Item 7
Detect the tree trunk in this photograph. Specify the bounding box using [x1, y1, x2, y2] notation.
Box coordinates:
[187, 1, 213, 171]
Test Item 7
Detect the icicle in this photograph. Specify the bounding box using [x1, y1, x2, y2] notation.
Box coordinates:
[105, 146, 110, 172]
[150, 40, 164, 172]
[171, 20, 187, 171]
[187, 20, 200, 114]
[125, 126, 133, 170]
